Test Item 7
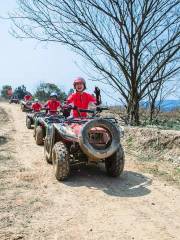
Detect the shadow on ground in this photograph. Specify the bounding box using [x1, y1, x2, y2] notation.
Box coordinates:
[63, 165, 152, 198]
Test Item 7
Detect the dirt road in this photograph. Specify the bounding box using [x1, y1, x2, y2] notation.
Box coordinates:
[0, 102, 180, 240]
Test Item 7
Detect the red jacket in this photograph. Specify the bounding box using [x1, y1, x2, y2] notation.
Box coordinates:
[45, 100, 62, 113]
[24, 95, 32, 101]
[67, 92, 96, 118]
[31, 102, 42, 112]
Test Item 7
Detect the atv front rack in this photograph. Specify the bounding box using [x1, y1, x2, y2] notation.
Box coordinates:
[66, 116, 118, 125]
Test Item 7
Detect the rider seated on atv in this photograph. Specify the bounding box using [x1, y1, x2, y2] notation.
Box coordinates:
[66, 77, 97, 118]
[44, 92, 62, 115]
[31, 99, 42, 112]
[24, 94, 32, 102]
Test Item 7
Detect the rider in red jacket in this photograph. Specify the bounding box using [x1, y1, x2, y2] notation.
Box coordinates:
[24, 94, 32, 101]
[31, 99, 42, 112]
[66, 77, 96, 118]
[44, 93, 62, 114]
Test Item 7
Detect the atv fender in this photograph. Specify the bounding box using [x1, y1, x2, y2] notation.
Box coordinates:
[53, 123, 78, 142]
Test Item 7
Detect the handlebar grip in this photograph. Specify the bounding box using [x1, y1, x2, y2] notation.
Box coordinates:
[96, 106, 109, 111]
[78, 109, 95, 113]
[101, 107, 109, 110]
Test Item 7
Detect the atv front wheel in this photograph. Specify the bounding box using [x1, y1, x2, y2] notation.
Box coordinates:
[26, 117, 32, 129]
[35, 126, 44, 145]
[44, 138, 52, 164]
[105, 144, 125, 177]
[52, 142, 70, 181]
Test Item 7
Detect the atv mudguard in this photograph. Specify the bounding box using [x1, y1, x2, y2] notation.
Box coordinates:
[44, 120, 68, 160]
[53, 123, 78, 142]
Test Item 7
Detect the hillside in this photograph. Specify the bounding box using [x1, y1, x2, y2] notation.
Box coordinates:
[160, 100, 180, 111]
[141, 99, 180, 111]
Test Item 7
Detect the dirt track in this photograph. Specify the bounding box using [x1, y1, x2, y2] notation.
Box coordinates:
[0, 102, 180, 240]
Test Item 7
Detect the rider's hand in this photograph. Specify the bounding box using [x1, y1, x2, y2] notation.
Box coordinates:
[64, 104, 77, 110]
[94, 87, 100, 95]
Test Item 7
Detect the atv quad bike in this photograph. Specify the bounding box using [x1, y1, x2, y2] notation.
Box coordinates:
[9, 96, 19, 104]
[26, 110, 46, 129]
[34, 111, 65, 145]
[44, 106, 125, 181]
[20, 100, 32, 112]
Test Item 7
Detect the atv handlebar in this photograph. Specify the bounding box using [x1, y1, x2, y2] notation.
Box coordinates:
[96, 106, 109, 111]
[78, 109, 95, 113]
[62, 105, 109, 118]
[66, 105, 109, 112]
[41, 108, 59, 113]
[78, 106, 109, 113]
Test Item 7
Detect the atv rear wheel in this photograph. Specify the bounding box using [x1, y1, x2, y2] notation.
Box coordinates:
[44, 138, 52, 164]
[105, 144, 125, 177]
[26, 117, 32, 129]
[35, 126, 44, 145]
[52, 142, 70, 181]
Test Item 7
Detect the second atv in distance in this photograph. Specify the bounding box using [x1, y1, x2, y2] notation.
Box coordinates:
[44, 106, 125, 181]
[9, 95, 19, 104]
[20, 100, 32, 112]
[26, 110, 46, 129]
[34, 110, 65, 145]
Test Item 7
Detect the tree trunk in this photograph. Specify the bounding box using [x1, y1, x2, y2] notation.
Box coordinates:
[127, 97, 140, 125]
[149, 100, 155, 123]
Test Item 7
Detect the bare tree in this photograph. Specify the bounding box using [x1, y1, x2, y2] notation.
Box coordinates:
[147, 60, 179, 122]
[9, 0, 180, 124]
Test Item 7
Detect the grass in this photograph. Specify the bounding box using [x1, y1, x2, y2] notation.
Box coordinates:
[138, 152, 156, 162]
[142, 118, 180, 131]
[175, 167, 180, 174]
[126, 136, 134, 147]
[110, 107, 180, 130]
[140, 109, 180, 130]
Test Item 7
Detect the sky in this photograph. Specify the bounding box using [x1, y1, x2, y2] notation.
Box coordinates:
[0, 1, 115, 104]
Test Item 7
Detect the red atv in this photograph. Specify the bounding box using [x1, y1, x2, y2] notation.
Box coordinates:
[20, 100, 32, 112]
[33, 110, 65, 145]
[44, 106, 125, 181]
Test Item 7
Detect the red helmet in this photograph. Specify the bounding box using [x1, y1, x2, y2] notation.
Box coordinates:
[73, 77, 86, 89]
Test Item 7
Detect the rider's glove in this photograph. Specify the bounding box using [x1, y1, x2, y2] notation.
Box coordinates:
[65, 104, 77, 110]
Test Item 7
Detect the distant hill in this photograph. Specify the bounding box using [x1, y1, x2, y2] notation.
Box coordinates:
[160, 100, 180, 111]
[141, 100, 180, 112]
